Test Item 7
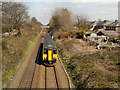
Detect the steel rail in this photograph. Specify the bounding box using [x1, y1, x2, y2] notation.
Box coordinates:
[45, 66, 47, 90]
[58, 55, 72, 90]
[53, 65, 59, 90]
[45, 66, 60, 90]
[30, 63, 37, 89]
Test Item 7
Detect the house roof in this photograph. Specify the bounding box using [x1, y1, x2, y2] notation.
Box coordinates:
[86, 32, 92, 34]
[107, 22, 118, 26]
[96, 21, 104, 26]
[98, 30, 120, 35]
[41, 26, 50, 29]
[103, 21, 115, 26]
[96, 20, 118, 27]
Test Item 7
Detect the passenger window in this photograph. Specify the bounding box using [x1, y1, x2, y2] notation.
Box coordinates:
[44, 48, 47, 54]
[53, 49, 57, 54]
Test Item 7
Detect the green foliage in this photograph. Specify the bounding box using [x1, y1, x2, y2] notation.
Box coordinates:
[76, 30, 86, 38]
[20, 33, 41, 59]
[82, 21, 88, 31]
[2, 77, 9, 83]
[104, 34, 113, 37]
[2, 25, 10, 33]
[68, 31, 72, 36]
[104, 34, 120, 39]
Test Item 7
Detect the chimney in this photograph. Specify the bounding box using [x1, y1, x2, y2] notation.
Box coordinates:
[116, 22, 120, 33]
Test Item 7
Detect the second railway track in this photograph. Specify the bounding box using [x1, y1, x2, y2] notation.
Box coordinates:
[8, 30, 72, 89]
[45, 65, 59, 89]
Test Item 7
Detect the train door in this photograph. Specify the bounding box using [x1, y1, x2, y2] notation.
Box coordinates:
[48, 49, 52, 60]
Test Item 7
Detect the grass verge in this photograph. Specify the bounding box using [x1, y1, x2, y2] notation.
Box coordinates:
[20, 32, 41, 59]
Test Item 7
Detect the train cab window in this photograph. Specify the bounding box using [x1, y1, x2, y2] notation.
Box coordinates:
[53, 49, 57, 54]
[44, 48, 48, 54]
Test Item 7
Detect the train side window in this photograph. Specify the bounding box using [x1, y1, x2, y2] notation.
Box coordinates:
[53, 49, 57, 54]
[44, 48, 47, 54]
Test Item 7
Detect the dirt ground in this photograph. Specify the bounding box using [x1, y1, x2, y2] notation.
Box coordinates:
[56, 38, 97, 53]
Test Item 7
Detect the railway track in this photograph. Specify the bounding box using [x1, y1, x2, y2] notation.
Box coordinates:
[9, 30, 72, 89]
[17, 33, 44, 88]
[17, 45, 71, 89]
[45, 65, 59, 89]
[18, 41, 42, 88]
[18, 59, 71, 89]
[53, 65, 59, 89]
[18, 60, 37, 88]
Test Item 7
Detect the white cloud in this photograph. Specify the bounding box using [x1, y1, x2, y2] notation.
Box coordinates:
[46, 2, 63, 5]
[43, 8, 53, 11]
[101, 11, 109, 14]
[71, 1, 118, 6]
[46, 2, 56, 5]
[12, 0, 119, 2]
[70, 0, 119, 3]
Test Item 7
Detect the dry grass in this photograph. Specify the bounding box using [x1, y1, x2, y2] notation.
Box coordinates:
[55, 38, 120, 88]
[2, 22, 42, 87]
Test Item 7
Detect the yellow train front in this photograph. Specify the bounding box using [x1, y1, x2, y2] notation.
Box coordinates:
[43, 35, 58, 65]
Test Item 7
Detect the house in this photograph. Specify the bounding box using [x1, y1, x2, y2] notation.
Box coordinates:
[86, 32, 97, 37]
[86, 32, 92, 36]
[116, 23, 120, 33]
[97, 30, 120, 36]
[91, 20, 120, 33]
[86, 32, 109, 43]
[97, 31, 104, 36]
[41, 26, 50, 29]
[88, 35, 109, 43]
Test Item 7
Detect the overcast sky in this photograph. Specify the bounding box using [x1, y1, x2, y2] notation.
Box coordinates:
[11, 0, 120, 25]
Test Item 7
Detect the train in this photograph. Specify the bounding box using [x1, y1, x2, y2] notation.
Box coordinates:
[43, 34, 58, 65]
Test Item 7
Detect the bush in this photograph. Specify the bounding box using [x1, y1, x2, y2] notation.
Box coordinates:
[76, 30, 86, 38]
[54, 32, 69, 39]
[68, 32, 77, 38]
[2, 25, 10, 33]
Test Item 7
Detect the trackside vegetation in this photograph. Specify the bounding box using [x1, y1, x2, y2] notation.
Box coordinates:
[2, 22, 42, 87]
[55, 39, 119, 88]
[2, 2, 42, 87]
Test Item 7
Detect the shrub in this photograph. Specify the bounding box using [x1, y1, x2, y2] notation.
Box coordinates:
[76, 30, 86, 38]
[2, 25, 10, 33]
[55, 32, 69, 39]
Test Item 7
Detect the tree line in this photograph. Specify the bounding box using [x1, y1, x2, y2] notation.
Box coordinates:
[49, 8, 89, 38]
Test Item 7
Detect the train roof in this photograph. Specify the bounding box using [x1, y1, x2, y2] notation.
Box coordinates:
[43, 34, 56, 48]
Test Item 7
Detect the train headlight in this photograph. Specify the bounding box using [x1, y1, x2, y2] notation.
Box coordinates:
[44, 57, 47, 60]
[53, 57, 56, 60]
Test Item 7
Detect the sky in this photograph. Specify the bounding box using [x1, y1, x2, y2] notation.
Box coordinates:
[9, 0, 120, 25]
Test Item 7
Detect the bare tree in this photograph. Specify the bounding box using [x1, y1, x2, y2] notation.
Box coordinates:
[2, 2, 29, 33]
[74, 14, 89, 31]
[49, 8, 74, 33]
[31, 17, 38, 23]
